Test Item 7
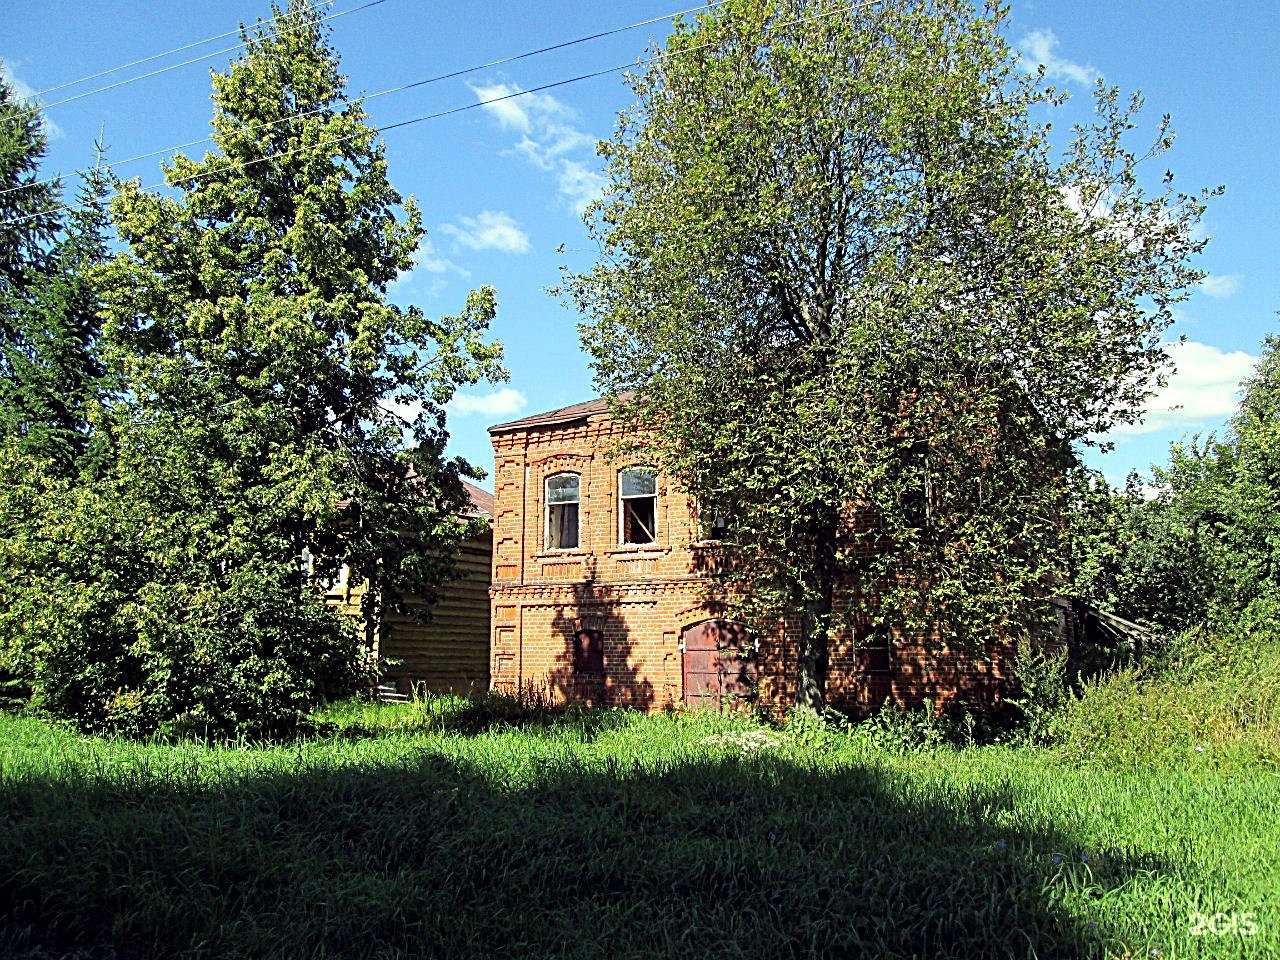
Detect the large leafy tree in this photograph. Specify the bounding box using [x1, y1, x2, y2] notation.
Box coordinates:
[568, 0, 1209, 711]
[5, 0, 504, 735]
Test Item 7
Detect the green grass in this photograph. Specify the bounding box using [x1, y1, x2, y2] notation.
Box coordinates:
[2, 695, 1277, 959]
[1048, 616, 1280, 772]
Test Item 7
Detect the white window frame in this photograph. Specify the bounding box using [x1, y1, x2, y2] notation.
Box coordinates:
[618, 466, 658, 546]
[545, 471, 581, 551]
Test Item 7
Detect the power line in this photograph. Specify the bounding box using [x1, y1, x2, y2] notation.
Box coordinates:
[28, 0, 335, 99]
[1, 1, 873, 230]
[162, 1, 870, 190]
[28, 0, 389, 116]
[2, 0, 720, 200]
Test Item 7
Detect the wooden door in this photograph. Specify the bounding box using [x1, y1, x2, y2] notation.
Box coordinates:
[572, 629, 605, 700]
[681, 620, 756, 709]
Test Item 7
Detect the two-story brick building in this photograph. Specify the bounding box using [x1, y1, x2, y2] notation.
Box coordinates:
[487, 398, 1011, 713]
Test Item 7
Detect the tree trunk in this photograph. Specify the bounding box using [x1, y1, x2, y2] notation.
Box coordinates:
[794, 604, 830, 715]
[794, 524, 837, 715]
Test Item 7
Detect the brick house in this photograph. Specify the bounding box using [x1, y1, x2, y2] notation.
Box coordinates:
[487, 398, 1011, 713]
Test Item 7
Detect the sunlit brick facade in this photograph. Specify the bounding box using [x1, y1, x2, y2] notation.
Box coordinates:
[487, 398, 1012, 713]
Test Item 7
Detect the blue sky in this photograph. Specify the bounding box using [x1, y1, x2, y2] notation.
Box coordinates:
[5, 0, 1276, 489]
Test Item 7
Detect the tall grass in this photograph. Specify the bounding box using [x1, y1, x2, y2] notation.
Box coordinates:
[1048, 603, 1280, 769]
[2, 695, 1277, 959]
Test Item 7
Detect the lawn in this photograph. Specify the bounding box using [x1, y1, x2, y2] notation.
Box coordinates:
[1, 699, 1276, 959]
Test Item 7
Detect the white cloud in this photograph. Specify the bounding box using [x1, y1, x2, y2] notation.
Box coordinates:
[448, 387, 527, 417]
[557, 160, 608, 217]
[1199, 273, 1242, 299]
[472, 83, 533, 133]
[1017, 30, 1099, 86]
[440, 210, 531, 253]
[0, 59, 64, 139]
[413, 237, 469, 276]
[388, 238, 469, 298]
[471, 80, 606, 217]
[1110, 340, 1258, 435]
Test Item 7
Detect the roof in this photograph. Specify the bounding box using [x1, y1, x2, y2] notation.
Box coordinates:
[340, 471, 494, 519]
[488, 393, 631, 435]
[461, 480, 494, 518]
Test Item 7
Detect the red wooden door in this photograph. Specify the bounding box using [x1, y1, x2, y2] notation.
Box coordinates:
[681, 620, 756, 709]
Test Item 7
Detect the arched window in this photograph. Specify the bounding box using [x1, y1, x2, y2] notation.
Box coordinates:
[619, 467, 658, 545]
[545, 472, 581, 550]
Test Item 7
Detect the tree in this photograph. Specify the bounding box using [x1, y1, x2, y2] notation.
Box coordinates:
[0, 66, 90, 466]
[4, 0, 504, 736]
[0, 160, 110, 473]
[1064, 467, 1217, 634]
[567, 0, 1209, 712]
[1142, 331, 1279, 627]
[0, 66, 60, 293]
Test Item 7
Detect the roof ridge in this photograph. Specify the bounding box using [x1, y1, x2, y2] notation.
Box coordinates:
[489, 394, 628, 435]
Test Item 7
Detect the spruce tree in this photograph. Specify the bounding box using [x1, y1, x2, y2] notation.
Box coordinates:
[0, 161, 110, 472]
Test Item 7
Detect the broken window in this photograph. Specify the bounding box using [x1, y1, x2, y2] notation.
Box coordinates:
[545, 472, 580, 550]
[697, 501, 729, 542]
[619, 467, 658, 545]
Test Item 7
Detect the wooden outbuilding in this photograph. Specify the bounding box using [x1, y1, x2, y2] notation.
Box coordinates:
[324, 481, 493, 695]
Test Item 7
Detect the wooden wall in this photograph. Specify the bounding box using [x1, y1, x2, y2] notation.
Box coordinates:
[379, 529, 493, 694]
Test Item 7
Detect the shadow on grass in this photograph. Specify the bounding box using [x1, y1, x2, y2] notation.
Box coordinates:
[326, 691, 651, 740]
[1, 733, 1176, 959]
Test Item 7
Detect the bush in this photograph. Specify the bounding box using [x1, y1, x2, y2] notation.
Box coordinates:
[1006, 645, 1072, 744]
[0, 468, 373, 739]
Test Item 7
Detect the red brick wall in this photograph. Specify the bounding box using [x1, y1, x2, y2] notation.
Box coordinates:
[489, 409, 1011, 713]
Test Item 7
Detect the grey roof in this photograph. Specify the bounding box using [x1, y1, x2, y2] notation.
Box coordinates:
[488, 394, 630, 435]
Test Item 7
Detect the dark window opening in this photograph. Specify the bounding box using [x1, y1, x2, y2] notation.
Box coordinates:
[574, 629, 604, 676]
[620, 467, 657, 545]
[698, 502, 729, 541]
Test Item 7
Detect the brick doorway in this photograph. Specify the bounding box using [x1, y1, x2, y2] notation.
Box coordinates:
[681, 619, 756, 709]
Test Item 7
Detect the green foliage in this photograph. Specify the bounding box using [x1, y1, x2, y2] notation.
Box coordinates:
[1041, 596, 1280, 769]
[1006, 645, 1072, 743]
[2, 706, 1278, 958]
[567, 0, 1210, 710]
[0, 1, 505, 738]
[0, 163, 110, 473]
[1069, 332, 1280, 632]
[1066, 468, 1213, 631]
[0, 65, 60, 288]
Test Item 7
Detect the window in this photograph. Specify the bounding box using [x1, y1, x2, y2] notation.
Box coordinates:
[619, 467, 658, 545]
[545, 472, 580, 550]
[697, 501, 729, 542]
[301, 548, 348, 594]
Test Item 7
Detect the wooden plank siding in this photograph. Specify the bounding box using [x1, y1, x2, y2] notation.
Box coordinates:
[377, 529, 493, 694]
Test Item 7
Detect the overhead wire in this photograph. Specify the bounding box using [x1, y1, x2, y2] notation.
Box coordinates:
[28, 0, 335, 99]
[1, 0, 873, 230]
[23, 0, 389, 116]
[1, 0, 721, 200]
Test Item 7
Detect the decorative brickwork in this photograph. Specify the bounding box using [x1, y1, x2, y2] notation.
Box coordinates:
[488, 399, 1012, 713]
